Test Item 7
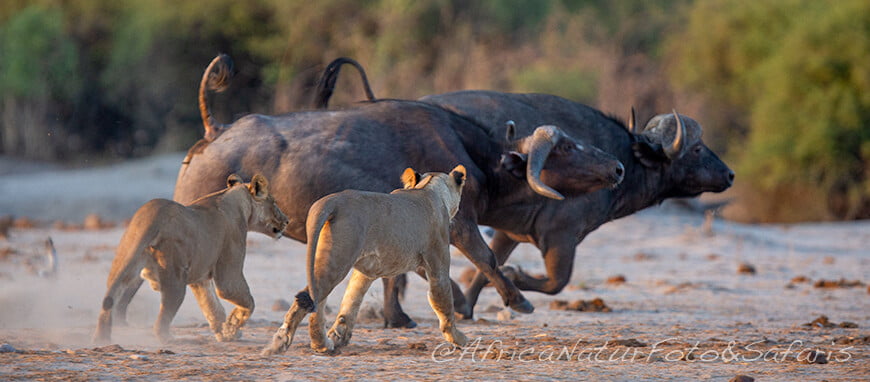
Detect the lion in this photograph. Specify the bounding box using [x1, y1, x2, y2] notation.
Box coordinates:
[262, 165, 468, 355]
[93, 174, 288, 344]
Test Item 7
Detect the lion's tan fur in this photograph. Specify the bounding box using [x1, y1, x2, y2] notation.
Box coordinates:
[93, 174, 288, 344]
[263, 165, 468, 355]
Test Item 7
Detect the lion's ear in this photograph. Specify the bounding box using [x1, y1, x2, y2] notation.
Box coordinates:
[401, 168, 420, 189]
[227, 174, 243, 188]
[450, 165, 466, 187]
[250, 174, 269, 198]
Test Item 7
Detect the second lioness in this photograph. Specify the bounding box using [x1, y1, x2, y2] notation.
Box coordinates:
[263, 165, 468, 355]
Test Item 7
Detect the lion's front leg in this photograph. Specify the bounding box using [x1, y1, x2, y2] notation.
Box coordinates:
[190, 279, 228, 339]
[213, 258, 255, 342]
[261, 294, 310, 356]
[328, 269, 375, 348]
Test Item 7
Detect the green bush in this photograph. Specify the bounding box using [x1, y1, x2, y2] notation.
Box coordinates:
[671, 0, 870, 220]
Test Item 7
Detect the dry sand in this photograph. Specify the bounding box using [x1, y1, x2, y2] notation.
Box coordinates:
[0, 154, 868, 381]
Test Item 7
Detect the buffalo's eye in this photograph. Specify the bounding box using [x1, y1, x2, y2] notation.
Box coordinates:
[693, 146, 702, 154]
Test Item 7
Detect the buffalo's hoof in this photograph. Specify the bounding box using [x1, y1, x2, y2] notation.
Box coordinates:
[508, 298, 534, 314]
[384, 315, 418, 329]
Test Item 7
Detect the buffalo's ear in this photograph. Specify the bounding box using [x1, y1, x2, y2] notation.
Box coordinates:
[499, 152, 527, 179]
[227, 174, 243, 188]
[401, 168, 421, 189]
[451, 165, 467, 187]
[250, 174, 269, 198]
[631, 140, 668, 168]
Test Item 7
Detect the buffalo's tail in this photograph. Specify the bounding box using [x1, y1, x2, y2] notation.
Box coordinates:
[199, 54, 234, 141]
[313, 57, 376, 109]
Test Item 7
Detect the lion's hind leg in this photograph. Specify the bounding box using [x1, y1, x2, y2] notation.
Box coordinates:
[424, 255, 468, 347]
[327, 269, 375, 349]
[152, 252, 186, 343]
[93, 249, 148, 344]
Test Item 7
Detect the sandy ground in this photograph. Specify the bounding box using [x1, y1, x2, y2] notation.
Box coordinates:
[0, 154, 868, 381]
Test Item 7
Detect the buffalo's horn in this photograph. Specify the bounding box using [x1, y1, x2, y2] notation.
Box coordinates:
[505, 120, 516, 142]
[628, 106, 639, 134]
[664, 109, 685, 159]
[525, 125, 565, 200]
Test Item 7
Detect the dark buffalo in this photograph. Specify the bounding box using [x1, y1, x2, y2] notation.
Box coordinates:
[315, 58, 734, 321]
[168, 55, 625, 328]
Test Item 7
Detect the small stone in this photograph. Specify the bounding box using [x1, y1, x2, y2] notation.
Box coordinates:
[92, 344, 124, 352]
[408, 342, 427, 351]
[129, 354, 150, 361]
[83, 214, 107, 230]
[496, 308, 515, 321]
[612, 338, 646, 347]
[156, 349, 175, 355]
[0, 343, 18, 353]
[606, 275, 627, 284]
[798, 350, 827, 364]
[737, 263, 756, 275]
[804, 315, 835, 328]
[838, 321, 859, 328]
[271, 299, 291, 312]
[729, 376, 755, 382]
[790, 275, 810, 283]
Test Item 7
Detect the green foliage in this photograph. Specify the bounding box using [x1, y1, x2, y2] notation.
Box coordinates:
[672, 0, 870, 220]
[512, 66, 597, 104]
[0, 5, 80, 100]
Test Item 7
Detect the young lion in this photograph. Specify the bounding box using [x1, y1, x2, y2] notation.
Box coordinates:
[262, 165, 468, 355]
[93, 174, 288, 344]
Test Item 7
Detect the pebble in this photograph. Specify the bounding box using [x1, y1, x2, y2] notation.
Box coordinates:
[129, 354, 150, 361]
[497, 308, 515, 321]
[0, 343, 17, 353]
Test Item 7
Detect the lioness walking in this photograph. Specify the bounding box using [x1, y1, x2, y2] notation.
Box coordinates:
[263, 165, 467, 355]
[93, 174, 288, 344]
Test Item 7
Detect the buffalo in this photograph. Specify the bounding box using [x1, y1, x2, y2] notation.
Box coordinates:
[168, 55, 625, 329]
[314, 58, 734, 321]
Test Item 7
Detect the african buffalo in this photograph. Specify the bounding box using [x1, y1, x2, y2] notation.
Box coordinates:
[168, 55, 625, 328]
[314, 58, 734, 321]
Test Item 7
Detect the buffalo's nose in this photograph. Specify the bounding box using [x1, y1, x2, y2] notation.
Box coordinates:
[614, 162, 625, 183]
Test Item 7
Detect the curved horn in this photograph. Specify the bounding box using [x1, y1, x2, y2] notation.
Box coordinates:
[663, 109, 686, 159]
[525, 125, 565, 200]
[628, 106, 639, 134]
[505, 120, 516, 142]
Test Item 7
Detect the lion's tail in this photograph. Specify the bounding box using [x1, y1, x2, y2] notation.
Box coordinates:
[93, 229, 153, 343]
[298, 202, 336, 313]
[199, 54, 233, 141]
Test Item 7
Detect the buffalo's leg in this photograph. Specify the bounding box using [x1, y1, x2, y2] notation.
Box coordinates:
[463, 230, 520, 319]
[328, 269, 375, 348]
[451, 218, 532, 314]
[511, 242, 577, 294]
[382, 275, 417, 328]
[190, 279, 227, 339]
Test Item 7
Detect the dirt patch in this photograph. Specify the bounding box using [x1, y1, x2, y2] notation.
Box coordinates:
[803, 315, 859, 329]
[813, 278, 865, 288]
[549, 298, 611, 312]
